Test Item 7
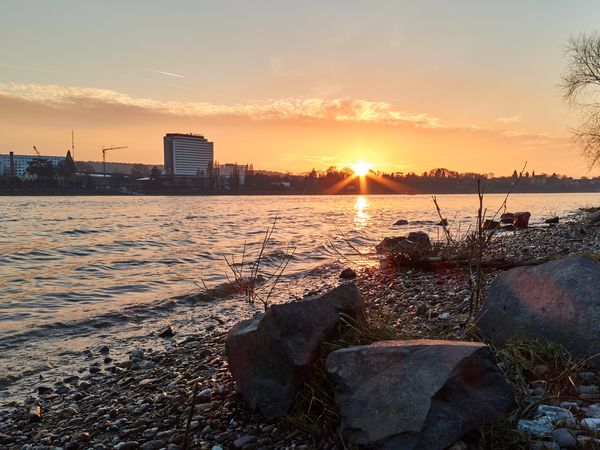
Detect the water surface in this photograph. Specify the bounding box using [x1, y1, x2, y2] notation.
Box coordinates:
[1, 193, 599, 403]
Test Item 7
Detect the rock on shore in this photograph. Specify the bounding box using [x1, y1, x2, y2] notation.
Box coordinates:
[476, 255, 600, 364]
[226, 283, 364, 419]
[326, 340, 513, 450]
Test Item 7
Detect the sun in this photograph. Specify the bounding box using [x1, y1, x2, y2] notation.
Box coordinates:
[352, 160, 372, 177]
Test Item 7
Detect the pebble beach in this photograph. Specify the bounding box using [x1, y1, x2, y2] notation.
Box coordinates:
[1, 209, 600, 450]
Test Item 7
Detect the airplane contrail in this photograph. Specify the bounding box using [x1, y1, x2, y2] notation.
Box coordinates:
[149, 69, 185, 78]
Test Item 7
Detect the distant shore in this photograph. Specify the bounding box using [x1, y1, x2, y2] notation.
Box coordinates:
[1, 188, 600, 196]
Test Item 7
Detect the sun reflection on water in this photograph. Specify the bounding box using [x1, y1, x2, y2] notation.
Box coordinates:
[354, 196, 370, 229]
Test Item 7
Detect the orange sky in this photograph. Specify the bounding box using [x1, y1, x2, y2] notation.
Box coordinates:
[1, 1, 600, 177]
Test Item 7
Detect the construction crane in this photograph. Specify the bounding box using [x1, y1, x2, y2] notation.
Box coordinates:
[32, 146, 41, 156]
[71, 130, 75, 160]
[101, 145, 128, 178]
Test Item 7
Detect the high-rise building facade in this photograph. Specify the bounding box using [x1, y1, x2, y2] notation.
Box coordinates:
[163, 133, 214, 176]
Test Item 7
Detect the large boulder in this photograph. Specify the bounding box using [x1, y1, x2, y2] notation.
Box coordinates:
[476, 256, 600, 364]
[326, 340, 513, 450]
[225, 283, 364, 419]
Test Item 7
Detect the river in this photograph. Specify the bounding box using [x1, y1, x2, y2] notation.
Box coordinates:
[1, 193, 599, 404]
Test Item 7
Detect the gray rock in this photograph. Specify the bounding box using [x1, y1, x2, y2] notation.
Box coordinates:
[140, 441, 166, 450]
[233, 436, 257, 448]
[130, 348, 144, 360]
[551, 428, 577, 448]
[226, 283, 364, 419]
[589, 209, 600, 223]
[407, 231, 431, 248]
[581, 417, 600, 431]
[326, 340, 513, 450]
[537, 404, 576, 427]
[519, 417, 553, 436]
[37, 385, 53, 395]
[375, 232, 431, 256]
[116, 443, 140, 450]
[476, 256, 600, 365]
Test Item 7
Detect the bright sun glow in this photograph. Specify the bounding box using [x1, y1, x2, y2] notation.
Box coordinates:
[352, 160, 372, 177]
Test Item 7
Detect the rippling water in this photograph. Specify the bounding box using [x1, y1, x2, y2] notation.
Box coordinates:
[1, 193, 599, 403]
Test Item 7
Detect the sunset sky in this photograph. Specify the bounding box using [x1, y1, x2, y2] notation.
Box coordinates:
[2, 1, 600, 176]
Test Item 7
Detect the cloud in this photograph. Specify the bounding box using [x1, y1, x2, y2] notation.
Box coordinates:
[0, 63, 55, 73]
[149, 69, 185, 78]
[496, 115, 521, 124]
[0, 82, 439, 127]
[0, 82, 569, 151]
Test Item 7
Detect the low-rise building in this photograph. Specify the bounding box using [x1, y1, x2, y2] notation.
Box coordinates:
[219, 163, 247, 186]
[0, 152, 66, 178]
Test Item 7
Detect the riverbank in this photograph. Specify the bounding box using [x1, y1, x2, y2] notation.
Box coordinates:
[2, 188, 600, 197]
[1, 210, 600, 449]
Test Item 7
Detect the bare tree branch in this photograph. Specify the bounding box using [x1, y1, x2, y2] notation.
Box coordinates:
[562, 32, 600, 168]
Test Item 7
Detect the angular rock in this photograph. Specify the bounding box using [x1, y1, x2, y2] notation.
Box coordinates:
[476, 256, 600, 365]
[514, 211, 531, 228]
[375, 232, 430, 256]
[500, 213, 515, 224]
[326, 340, 513, 450]
[407, 231, 431, 248]
[482, 219, 500, 231]
[589, 209, 600, 223]
[545, 217, 559, 225]
[158, 325, 175, 338]
[376, 236, 407, 254]
[226, 283, 364, 419]
[551, 428, 577, 448]
[37, 385, 53, 395]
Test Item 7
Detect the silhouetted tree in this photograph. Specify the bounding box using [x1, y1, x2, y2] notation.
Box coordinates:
[150, 166, 161, 179]
[26, 158, 56, 180]
[230, 164, 241, 190]
[57, 151, 77, 188]
[563, 32, 600, 168]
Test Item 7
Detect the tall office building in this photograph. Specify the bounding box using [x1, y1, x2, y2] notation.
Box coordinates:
[163, 133, 214, 176]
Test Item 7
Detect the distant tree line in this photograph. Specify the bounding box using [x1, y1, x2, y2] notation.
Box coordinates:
[2, 157, 599, 195]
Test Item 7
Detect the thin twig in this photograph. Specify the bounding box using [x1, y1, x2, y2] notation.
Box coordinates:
[182, 382, 200, 450]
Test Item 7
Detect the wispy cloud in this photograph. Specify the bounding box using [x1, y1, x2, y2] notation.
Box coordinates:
[0, 63, 55, 73]
[149, 69, 185, 78]
[496, 115, 521, 124]
[0, 82, 570, 149]
[0, 82, 439, 127]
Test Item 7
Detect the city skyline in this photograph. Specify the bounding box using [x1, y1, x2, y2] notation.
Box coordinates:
[2, 1, 600, 176]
